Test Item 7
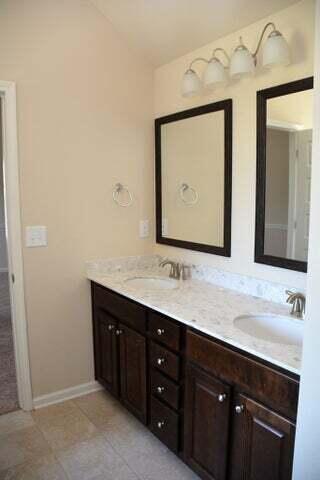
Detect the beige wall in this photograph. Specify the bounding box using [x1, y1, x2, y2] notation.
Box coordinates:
[0, 0, 153, 397]
[162, 111, 224, 246]
[154, 0, 314, 289]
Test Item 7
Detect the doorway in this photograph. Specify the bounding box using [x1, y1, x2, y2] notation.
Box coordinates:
[0, 103, 19, 414]
[0, 81, 32, 412]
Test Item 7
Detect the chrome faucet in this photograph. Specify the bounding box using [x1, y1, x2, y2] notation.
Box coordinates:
[286, 291, 306, 319]
[159, 259, 191, 280]
[159, 259, 180, 279]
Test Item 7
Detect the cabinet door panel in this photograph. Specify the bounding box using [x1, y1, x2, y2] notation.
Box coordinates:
[95, 309, 119, 397]
[230, 393, 295, 480]
[119, 323, 147, 423]
[184, 364, 231, 480]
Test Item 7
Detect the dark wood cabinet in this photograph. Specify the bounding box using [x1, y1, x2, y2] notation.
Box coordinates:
[94, 309, 119, 397]
[184, 364, 231, 480]
[229, 393, 295, 480]
[119, 323, 147, 423]
[91, 282, 298, 480]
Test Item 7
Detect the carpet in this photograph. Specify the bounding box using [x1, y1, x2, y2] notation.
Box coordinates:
[0, 272, 19, 415]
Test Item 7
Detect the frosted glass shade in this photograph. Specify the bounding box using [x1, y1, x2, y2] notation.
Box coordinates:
[263, 31, 290, 68]
[230, 45, 255, 79]
[203, 58, 227, 88]
[181, 69, 202, 97]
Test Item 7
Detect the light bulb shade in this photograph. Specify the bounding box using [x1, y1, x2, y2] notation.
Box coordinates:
[262, 31, 290, 68]
[230, 45, 255, 79]
[181, 69, 202, 97]
[203, 58, 227, 87]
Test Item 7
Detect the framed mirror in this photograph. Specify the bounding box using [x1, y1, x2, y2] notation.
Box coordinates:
[155, 100, 232, 256]
[255, 77, 314, 272]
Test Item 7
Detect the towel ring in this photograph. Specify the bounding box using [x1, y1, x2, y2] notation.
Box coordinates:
[112, 183, 133, 207]
[180, 183, 198, 205]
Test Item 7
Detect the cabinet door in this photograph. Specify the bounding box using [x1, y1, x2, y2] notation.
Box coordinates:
[184, 364, 231, 480]
[230, 393, 295, 480]
[119, 323, 147, 423]
[94, 309, 119, 397]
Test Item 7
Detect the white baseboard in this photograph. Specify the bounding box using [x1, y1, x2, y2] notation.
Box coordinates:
[33, 380, 103, 410]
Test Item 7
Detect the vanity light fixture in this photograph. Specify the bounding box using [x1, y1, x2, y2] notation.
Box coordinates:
[181, 22, 290, 97]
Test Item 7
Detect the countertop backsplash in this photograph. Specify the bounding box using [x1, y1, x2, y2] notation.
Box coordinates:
[86, 254, 304, 306]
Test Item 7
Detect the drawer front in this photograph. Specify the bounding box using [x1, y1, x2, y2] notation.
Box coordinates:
[150, 341, 180, 381]
[149, 312, 181, 351]
[186, 330, 299, 421]
[150, 369, 180, 410]
[93, 283, 146, 333]
[150, 397, 179, 453]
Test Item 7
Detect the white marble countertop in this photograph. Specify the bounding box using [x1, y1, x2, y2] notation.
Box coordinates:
[87, 264, 302, 375]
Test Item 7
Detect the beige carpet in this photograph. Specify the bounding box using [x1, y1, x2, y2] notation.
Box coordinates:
[0, 271, 19, 415]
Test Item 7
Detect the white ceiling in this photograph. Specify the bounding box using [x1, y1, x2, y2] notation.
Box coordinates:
[91, 0, 300, 66]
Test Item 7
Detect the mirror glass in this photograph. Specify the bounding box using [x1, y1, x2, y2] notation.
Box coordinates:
[156, 101, 232, 256]
[161, 111, 224, 246]
[255, 77, 313, 272]
[265, 90, 313, 262]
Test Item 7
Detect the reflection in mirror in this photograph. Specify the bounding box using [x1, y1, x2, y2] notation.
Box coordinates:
[155, 101, 232, 256]
[255, 77, 313, 272]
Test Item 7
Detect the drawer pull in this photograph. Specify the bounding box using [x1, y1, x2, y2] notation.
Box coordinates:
[157, 386, 165, 394]
[115, 329, 123, 336]
[157, 421, 165, 429]
[108, 324, 115, 331]
[218, 393, 227, 403]
[157, 328, 165, 336]
[157, 357, 165, 366]
[235, 405, 244, 414]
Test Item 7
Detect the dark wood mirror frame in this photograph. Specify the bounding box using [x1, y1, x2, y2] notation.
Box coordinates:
[255, 77, 314, 273]
[155, 100, 233, 256]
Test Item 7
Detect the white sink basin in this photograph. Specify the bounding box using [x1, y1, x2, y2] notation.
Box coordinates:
[233, 314, 303, 346]
[125, 276, 179, 290]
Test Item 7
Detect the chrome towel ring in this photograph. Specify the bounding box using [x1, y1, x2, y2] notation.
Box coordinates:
[180, 183, 198, 205]
[112, 183, 133, 207]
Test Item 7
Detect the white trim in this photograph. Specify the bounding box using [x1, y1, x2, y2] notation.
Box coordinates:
[0, 267, 8, 273]
[0, 81, 33, 411]
[267, 119, 304, 131]
[265, 223, 288, 231]
[33, 381, 103, 410]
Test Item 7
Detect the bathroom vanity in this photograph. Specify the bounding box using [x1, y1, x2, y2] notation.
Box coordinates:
[89, 264, 300, 480]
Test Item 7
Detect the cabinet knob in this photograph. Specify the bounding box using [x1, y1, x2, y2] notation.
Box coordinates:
[157, 421, 165, 429]
[157, 386, 165, 394]
[157, 328, 165, 336]
[218, 393, 227, 403]
[108, 324, 115, 331]
[115, 329, 123, 336]
[157, 357, 165, 366]
[235, 405, 244, 414]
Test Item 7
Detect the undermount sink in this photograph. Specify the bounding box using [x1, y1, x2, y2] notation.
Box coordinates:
[233, 314, 303, 346]
[124, 276, 179, 290]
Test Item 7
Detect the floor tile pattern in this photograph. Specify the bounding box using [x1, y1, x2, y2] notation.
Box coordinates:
[0, 390, 199, 479]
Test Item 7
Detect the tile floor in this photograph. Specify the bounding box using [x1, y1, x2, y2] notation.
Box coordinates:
[0, 390, 199, 479]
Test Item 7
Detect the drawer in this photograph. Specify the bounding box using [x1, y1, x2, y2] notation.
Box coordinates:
[92, 283, 146, 333]
[149, 311, 181, 351]
[150, 396, 179, 453]
[186, 330, 299, 421]
[150, 341, 180, 382]
[150, 369, 180, 410]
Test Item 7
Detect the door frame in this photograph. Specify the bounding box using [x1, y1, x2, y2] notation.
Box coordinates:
[0, 81, 33, 411]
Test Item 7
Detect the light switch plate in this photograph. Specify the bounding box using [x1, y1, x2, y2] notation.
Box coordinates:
[139, 220, 149, 238]
[26, 226, 47, 247]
